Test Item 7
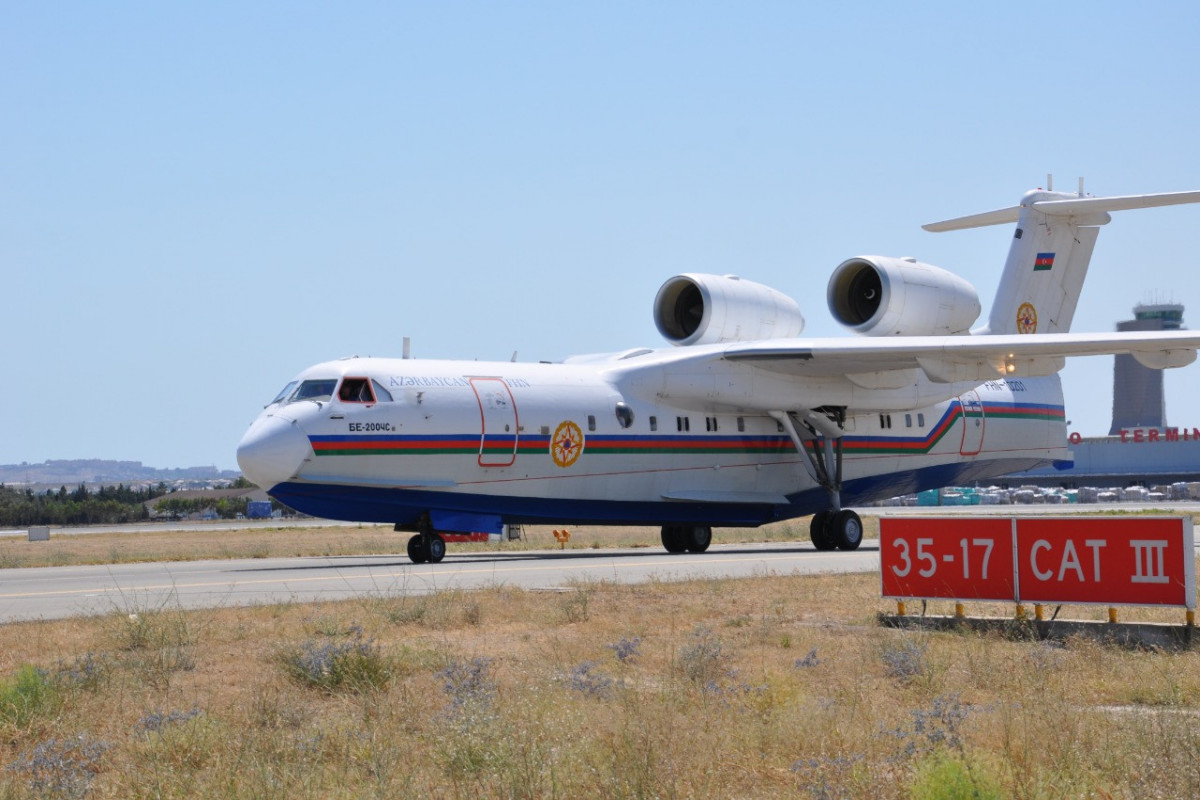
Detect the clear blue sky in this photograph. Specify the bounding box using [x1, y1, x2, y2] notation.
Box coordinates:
[4, 3, 1199, 470]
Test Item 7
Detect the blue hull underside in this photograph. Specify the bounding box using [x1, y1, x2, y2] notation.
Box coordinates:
[269, 457, 1049, 530]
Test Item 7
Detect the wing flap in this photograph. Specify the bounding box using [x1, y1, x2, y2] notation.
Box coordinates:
[725, 330, 1200, 383]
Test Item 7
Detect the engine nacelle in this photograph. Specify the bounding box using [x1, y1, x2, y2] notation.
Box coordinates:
[653, 273, 804, 346]
[827, 256, 981, 336]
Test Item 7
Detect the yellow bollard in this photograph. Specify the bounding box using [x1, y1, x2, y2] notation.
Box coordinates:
[1188, 610, 1196, 628]
[1015, 604, 1026, 621]
[954, 603, 965, 619]
[1108, 607, 1118, 624]
[897, 600, 907, 617]
[1035, 604, 1044, 622]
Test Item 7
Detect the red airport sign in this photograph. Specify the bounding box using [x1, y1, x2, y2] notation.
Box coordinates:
[880, 517, 1015, 601]
[881, 516, 1196, 609]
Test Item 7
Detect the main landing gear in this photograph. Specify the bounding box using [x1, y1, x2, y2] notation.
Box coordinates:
[771, 406, 864, 553]
[809, 508, 863, 551]
[660, 524, 712, 554]
[403, 515, 446, 564]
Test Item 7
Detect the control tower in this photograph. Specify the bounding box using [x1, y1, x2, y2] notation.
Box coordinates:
[1108, 302, 1185, 434]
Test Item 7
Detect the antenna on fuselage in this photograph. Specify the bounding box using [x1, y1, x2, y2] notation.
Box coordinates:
[511, 351, 518, 362]
[403, 337, 411, 359]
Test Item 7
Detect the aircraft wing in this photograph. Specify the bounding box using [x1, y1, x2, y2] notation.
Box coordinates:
[723, 330, 1200, 384]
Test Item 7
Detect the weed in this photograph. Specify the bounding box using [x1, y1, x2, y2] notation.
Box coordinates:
[909, 751, 1003, 800]
[791, 753, 867, 800]
[678, 625, 727, 685]
[6, 733, 109, 800]
[438, 657, 496, 714]
[54, 653, 108, 691]
[605, 636, 642, 664]
[794, 647, 821, 669]
[136, 707, 203, 733]
[0, 665, 62, 729]
[279, 629, 392, 693]
[887, 694, 974, 759]
[559, 584, 592, 623]
[105, 604, 198, 689]
[881, 638, 928, 682]
[567, 661, 614, 699]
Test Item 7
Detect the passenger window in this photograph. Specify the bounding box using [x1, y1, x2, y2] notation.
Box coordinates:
[649, 416, 658, 432]
[292, 379, 337, 403]
[338, 377, 376, 403]
[372, 380, 394, 402]
[587, 415, 597, 432]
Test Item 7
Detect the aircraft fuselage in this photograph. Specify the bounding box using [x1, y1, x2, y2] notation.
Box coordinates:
[237, 351, 1067, 531]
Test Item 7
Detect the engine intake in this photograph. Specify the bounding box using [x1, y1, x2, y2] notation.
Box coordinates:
[827, 256, 981, 336]
[654, 273, 804, 346]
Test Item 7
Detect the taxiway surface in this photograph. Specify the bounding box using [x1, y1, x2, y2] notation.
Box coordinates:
[0, 544, 880, 623]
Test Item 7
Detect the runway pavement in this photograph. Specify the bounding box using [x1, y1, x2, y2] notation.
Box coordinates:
[0, 543, 879, 623]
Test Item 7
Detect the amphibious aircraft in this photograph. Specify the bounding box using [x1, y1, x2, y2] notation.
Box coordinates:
[237, 184, 1200, 563]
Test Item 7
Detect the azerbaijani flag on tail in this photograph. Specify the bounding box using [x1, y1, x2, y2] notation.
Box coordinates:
[1034, 252, 1055, 271]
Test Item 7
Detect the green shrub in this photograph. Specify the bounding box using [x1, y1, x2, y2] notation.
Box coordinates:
[0, 665, 63, 729]
[909, 752, 1003, 800]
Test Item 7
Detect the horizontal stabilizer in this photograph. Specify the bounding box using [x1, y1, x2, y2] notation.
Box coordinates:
[923, 190, 1200, 232]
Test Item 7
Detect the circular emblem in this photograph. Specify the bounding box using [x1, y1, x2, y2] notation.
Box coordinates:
[550, 420, 584, 468]
[1016, 302, 1038, 334]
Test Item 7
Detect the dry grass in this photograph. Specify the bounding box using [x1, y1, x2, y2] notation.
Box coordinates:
[0, 564, 1197, 798]
[0, 518, 847, 569]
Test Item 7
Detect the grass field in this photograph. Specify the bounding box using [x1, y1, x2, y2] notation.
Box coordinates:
[0, 518, 1197, 798]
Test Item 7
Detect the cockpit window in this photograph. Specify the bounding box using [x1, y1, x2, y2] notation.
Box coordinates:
[269, 381, 299, 406]
[338, 377, 376, 403]
[371, 379, 394, 402]
[292, 379, 337, 403]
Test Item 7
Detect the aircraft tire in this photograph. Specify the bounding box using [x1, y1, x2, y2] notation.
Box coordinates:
[407, 535, 428, 564]
[685, 525, 712, 553]
[660, 525, 688, 554]
[832, 509, 863, 551]
[427, 534, 447, 563]
[809, 511, 837, 551]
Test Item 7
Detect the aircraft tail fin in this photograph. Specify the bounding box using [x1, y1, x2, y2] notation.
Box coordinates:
[925, 187, 1200, 335]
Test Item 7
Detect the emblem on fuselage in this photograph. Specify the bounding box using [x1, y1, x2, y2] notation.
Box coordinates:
[551, 420, 584, 467]
[1016, 302, 1038, 334]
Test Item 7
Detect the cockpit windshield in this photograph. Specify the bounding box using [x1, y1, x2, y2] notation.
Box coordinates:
[268, 381, 299, 406]
[290, 379, 338, 404]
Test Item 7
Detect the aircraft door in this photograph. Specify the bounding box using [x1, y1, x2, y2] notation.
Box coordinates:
[470, 378, 518, 467]
[958, 390, 985, 456]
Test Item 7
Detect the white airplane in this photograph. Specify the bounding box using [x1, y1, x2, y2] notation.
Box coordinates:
[237, 184, 1200, 563]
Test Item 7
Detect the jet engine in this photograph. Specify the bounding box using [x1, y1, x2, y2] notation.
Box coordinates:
[653, 273, 805, 346]
[827, 256, 981, 336]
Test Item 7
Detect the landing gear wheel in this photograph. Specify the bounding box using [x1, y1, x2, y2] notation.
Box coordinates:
[661, 525, 688, 554]
[685, 525, 712, 553]
[832, 509, 863, 551]
[809, 511, 837, 551]
[426, 534, 447, 563]
[407, 535, 428, 564]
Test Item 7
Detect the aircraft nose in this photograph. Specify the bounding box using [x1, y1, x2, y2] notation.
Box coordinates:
[236, 415, 311, 489]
